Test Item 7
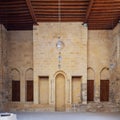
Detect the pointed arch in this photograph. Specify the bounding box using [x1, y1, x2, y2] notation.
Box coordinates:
[87, 67, 95, 80]
[100, 67, 109, 80]
[25, 68, 33, 101]
[11, 68, 20, 101]
[25, 68, 33, 80]
[55, 73, 65, 111]
[54, 70, 67, 80]
[11, 68, 20, 80]
[100, 67, 109, 101]
[87, 67, 95, 101]
[53, 70, 68, 111]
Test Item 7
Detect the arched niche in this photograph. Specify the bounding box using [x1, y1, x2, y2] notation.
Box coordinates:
[100, 67, 109, 80]
[25, 68, 33, 101]
[11, 68, 20, 80]
[54, 70, 67, 79]
[55, 73, 65, 111]
[25, 68, 33, 80]
[87, 67, 95, 80]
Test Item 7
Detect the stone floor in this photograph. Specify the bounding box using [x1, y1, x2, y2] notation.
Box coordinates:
[15, 112, 120, 120]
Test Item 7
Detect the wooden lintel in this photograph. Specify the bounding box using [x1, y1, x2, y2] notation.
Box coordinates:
[25, 0, 37, 24]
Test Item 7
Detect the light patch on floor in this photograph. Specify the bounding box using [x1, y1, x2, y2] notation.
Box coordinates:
[15, 112, 120, 120]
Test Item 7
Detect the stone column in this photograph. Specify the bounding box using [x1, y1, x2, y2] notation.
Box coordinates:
[33, 25, 39, 104]
[34, 76, 39, 104]
[50, 79, 54, 104]
[81, 24, 88, 104]
[94, 72, 100, 102]
[82, 77, 87, 104]
[67, 79, 70, 103]
[20, 70, 25, 102]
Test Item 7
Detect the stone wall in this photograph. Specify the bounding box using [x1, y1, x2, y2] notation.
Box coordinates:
[88, 30, 112, 102]
[1, 23, 120, 112]
[0, 25, 8, 111]
[33, 22, 88, 109]
[110, 23, 120, 108]
[7, 31, 33, 103]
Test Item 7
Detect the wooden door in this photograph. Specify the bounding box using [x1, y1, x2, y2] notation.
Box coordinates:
[26, 80, 33, 101]
[39, 77, 49, 104]
[12, 80, 20, 101]
[72, 77, 81, 104]
[100, 80, 109, 101]
[87, 80, 94, 101]
[55, 74, 65, 111]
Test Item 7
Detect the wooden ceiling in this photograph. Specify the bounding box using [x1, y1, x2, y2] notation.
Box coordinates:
[0, 0, 120, 30]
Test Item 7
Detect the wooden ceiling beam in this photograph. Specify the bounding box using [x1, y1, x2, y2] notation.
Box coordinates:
[35, 13, 85, 16]
[91, 12, 120, 15]
[86, 13, 119, 17]
[84, 0, 94, 23]
[95, 0, 120, 3]
[5, 23, 33, 25]
[95, 0, 112, 1]
[31, 0, 89, 2]
[31, 2, 89, 6]
[1, 21, 33, 24]
[94, 0, 113, 2]
[92, 11, 120, 13]
[36, 16, 85, 18]
[88, 24, 113, 27]
[0, 8, 29, 12]
[32, 6, 87, 9]
[0, 18, 32, 22]
[92, 7, 120, 10]
[0, 17, 33, 20]
[0, 11, 30, 14]
[34, 11, 86, 14]
[0, 0, 119, 30]
[0, 4, 27, 8]
[25, 0, 37, 24]
[88, 20, 116, 23]
[88, 27, 112, 30]
[0, 1, 25, 5]
[94, 4, 120, 7]
[88, 24, 113, 26]
[90, 16, 119, 19]
[34, 9, 87, 12]
[37, 17, 84, 21]
[88, 24, 112, 26]
[88, 27, 112, 29]
[0, 14, 32, 17]
[91, 9, 120, 12]
[89, 18, 116, 20]
[88, 26, 112, 28]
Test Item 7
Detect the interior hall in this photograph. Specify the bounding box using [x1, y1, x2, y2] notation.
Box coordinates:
[0, 0, 120, 117]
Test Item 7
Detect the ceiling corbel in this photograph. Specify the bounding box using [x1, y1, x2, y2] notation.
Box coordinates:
[84, 0, 94, 24]
[25, 0, 37, 25]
